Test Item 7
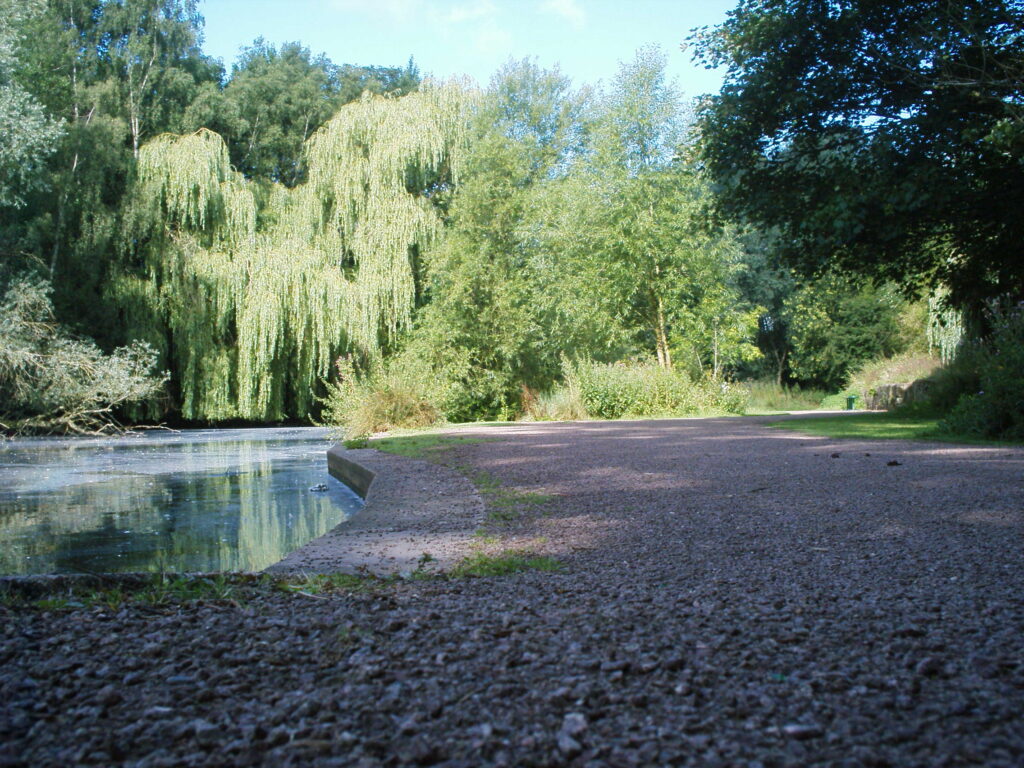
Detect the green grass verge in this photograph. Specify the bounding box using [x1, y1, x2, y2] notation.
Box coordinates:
[769, 413, 940, 440]
[768, 412, 1021, 446]
[449, 551, 562, 578]
[1, 573, 271, 611]
[818, 390, 861, 410]
[362, 433, 497, 460]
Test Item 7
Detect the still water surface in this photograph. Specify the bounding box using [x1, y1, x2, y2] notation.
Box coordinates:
[0, 428, 362, 575]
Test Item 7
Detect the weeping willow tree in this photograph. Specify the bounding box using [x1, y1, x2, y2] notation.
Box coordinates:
[114, 83, 471, 421]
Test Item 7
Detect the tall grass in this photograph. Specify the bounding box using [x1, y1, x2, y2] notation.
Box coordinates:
[743, 380, 830, 412]
[324, 356, 759, 434]
[521, 386, 588, 421]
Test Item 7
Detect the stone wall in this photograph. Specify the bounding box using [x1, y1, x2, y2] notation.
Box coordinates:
[863, 379, 933, 410]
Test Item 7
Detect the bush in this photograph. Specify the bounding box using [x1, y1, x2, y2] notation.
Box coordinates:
[784, 278, 908, 390]
[0, 279, 167, 434]
[913, 349, 982, 415]
[940, 302, 1024, 440]
[320, 355, 444, 439]
[561, 359, 748, 419]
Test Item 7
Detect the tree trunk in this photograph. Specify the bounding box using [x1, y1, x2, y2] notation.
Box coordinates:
[651, 261, 671, 369]
[654, 295, 671, 369]
[712, 321, 720, 379]
[774, 347, 787, 387]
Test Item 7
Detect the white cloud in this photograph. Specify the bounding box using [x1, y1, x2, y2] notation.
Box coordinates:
[539, 0, 585, 28]
[329, 0, 425, 22]
[425, 1, 511, 56]
[328, 0, 514, 73]
[442, 0, 496, 24]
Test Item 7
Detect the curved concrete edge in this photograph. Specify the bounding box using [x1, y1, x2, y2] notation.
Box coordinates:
[263, 446, 486, 577]
[326, 445, 376, 498]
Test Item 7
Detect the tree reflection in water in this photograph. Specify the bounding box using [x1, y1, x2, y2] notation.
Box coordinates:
[0, 428, 361, 574]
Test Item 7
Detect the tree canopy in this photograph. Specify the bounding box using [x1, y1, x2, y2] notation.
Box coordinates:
[694, 0, 1024, 312]
[0, 0, 63, 209]
[186, 39, 420, 186]
[118, 82, 471, 421]
[0, 3, 958, 431]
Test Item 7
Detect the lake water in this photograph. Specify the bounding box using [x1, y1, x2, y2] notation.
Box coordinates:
[0, 427, 363, 575]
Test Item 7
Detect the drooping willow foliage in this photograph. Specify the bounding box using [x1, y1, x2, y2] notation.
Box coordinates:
[115, 83, 471, 421]
[927, 292, 965, 364]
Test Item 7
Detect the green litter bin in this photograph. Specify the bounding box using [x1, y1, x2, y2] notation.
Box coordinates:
[845, 395, 858, 410]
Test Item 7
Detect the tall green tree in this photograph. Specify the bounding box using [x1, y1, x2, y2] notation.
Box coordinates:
[190, 40, 420, 186]
[117, 83, 470, 421]
[783, 276, 906, 389]
[6, 0, 218, 340]
[731, 230, 797, 384]
[0, 0, 63, 211]
[95, 0, 215, 157]
[410, 59, 589, 419]
[694, 0, 1024, 313]
[542, 47, 758, 373]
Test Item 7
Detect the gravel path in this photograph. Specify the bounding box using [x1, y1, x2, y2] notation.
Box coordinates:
[3, 415, 1024, 767]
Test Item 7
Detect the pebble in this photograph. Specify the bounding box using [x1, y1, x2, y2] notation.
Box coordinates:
[557, 732, 582, 755]
[782, 723, 824, 740]
[95, 685, 122, 706]
[561, 713, 588, 737]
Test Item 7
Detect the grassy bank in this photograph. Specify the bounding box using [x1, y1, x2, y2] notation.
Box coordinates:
[768, 412, 1022, 446]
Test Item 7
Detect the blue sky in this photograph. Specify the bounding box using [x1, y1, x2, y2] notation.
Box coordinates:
[199, 0, 737, 98]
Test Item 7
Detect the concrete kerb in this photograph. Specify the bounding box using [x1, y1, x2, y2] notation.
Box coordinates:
[263, 444, 486, 577]
[326, 445, 376, 498]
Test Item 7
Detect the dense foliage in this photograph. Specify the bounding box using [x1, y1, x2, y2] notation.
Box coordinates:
[0, 0, 64, 209]
[566, 359, 748, 420]
[2, 1, 1016, 435]
[118, 83, 469, 421]
[941, 302, 1024, 439]
[0, 279, 166, 433]
[694, 0, 1024, 314]
[783, 277, 908, 389]
[189, 39, 419, 185]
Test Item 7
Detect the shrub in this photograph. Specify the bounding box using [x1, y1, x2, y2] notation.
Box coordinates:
[940, 302, 1024, 440]
[715, 380, 750, 414]
[562, 359, 747, 419]
[0, 279, 166, 434]
[320, 355, 444, 439]
[911, 347, 982, 415]
[784, 277, 907, 390]
[521, 385, 588, 422]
